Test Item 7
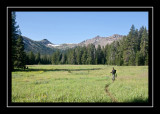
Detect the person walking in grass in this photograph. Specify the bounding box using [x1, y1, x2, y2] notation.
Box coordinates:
[110, 67, 116, 82]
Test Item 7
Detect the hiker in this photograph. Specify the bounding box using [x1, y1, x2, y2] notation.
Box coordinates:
[110, 67, 116, 82]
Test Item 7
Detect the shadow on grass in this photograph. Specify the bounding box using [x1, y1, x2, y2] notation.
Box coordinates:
[13, 68, 102, 72]
[126, 97, 148, 103]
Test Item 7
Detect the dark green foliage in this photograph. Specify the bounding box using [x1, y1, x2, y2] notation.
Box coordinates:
[14, 24, 148, 66]
[86, 44, 96, 64]
[60, 53, 67, 64]
[25, 51, 51, 65]
[81, 47, 87, 64]
[51, 50, 61, 65]
[48, 25, 148, 66]
[35, 52, 41, 64]
[135, 51, 144, 66]
[140, 27, 148, 65]
[11, 12, 18, 70]
[11, 12, 26, 70]
[123, 25, 137, 66]
[75, 47, 82, 65]
[96, 45, 103, 64]
[28, 51, 35, 65]
[14, 34, 26, 69]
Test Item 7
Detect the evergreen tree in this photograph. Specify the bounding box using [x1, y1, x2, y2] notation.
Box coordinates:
[76, 47, 82, 65]
[28, 51, 35, 65]
[108, 41, 117, 65]
[51, 52, 57, 64]
[25, 53, 30, 65]
[35, 52, 41, 64]
[14, 31, 26, 69]
[51, 50, 60, 64]
[42, 54, 48, 64]
[134, 29, 139, 52]
[103, 45, 108, 64]
[105, 44, 111, 65]
[61, 53, 67, 64]
[81, 46, 87, 64]
[145, 53, 148, 65]
[128, 48, 136, 66]
[114, 41, 121, 66]
[86, 44, 95, 64]
[96, 45, 103, 64]
[138, 26, 145, 51]
[140, 27, 148, 65]
[11, 12, 20, 70]
[70, 49, 77, 64]
[123, 25, 137, 65]
[135, 51, 143, 66]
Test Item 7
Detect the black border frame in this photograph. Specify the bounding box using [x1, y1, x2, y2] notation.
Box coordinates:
[6, 6, 153, 108]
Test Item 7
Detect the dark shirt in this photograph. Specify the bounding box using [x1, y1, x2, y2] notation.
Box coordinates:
[111, 69, 116, 74]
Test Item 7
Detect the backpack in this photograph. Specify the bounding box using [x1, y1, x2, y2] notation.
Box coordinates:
[113, 70, 116, 74]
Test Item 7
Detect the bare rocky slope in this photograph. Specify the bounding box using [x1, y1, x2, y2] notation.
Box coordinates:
[22, 34, 124, 54]
[78, 34, 123, 48]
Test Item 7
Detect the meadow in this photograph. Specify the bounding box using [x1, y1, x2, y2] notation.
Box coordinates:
[12, 65, 148, 103]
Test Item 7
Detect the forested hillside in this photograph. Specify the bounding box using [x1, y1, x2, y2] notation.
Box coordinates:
[23, 36, 56, 55]
[26, 25, 148, 66]
[50, 25, 148, 66]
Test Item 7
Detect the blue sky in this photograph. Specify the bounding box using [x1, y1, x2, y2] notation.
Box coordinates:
[16, 12, 148, 44]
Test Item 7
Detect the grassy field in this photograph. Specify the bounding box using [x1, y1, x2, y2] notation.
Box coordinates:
[12, 65, 148, 103]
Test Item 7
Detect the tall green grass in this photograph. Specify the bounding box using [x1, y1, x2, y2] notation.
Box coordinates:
[12, 65, 148, 103]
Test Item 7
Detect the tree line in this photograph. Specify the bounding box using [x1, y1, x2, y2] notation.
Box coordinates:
[11, 12, 148, 71]
[25, 51, 51, 65]
[26, 24, 148, 66]
[50, 24, 148, 66]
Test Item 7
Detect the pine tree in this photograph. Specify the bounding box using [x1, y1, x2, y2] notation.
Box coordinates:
[28, 51, 35, 65]
[114, 41, 121, 66]
[52, 52, 57, 64]
[109, 41, 117, 65]
[105, 44, 111, 65]
[135, 51, 143, 66]
[70, 49, 76, 64]
[61, 53, 67, 64]
[14, 30, 26, 69]
[103, 45, 108, 64]
[96, 45, 103, 64]
[35, 52, 41, 64]
[86, 44, 95, 64]
[138, 26, 145, 51]
[123, 25, 137, 66]
[76, 47, 82, 65]
[81, 46, 87, 64]
[11, 12, 20, 70]
[134, 29, 139, 52]
[140, 27, 148, 65]
[51, 50, 61, 64]
[145, 53, 148, 65]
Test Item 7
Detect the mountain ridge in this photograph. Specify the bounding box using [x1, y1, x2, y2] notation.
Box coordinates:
[78, 34, 123, 48]
[22, 34, 124, 54]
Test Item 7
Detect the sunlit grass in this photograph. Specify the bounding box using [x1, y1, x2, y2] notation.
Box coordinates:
[12, 65, 148, 103]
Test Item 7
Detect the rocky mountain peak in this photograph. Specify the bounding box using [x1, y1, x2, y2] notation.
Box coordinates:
[22, 34, 124, 54]
[111, 34, 123, 38]
[79, 34, 124, 48]
[39, 39, 53, 45]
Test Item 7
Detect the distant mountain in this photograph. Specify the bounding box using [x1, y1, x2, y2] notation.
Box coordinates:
[78, 34, 124, 48]
[22, 36, 56, 55]
[22, 34, 124, 54]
